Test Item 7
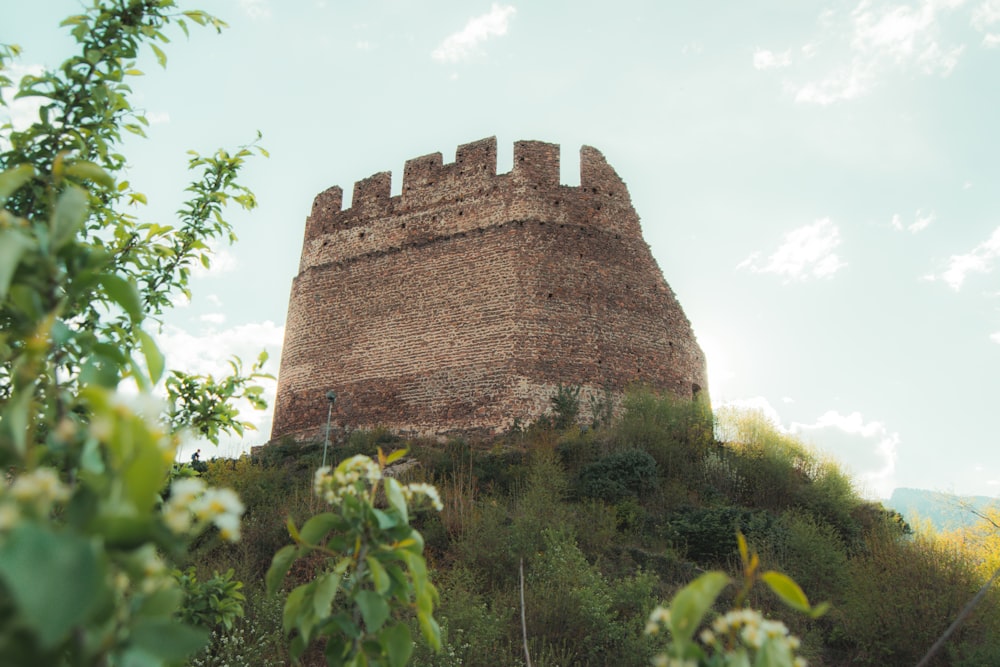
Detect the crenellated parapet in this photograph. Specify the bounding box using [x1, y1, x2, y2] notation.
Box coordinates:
[299, 138, 638, 273]
[272, 137, 708, 443]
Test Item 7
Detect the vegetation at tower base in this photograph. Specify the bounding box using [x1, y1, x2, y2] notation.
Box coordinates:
[187, 391, 1000, 667]
[271, 137, 709, 444]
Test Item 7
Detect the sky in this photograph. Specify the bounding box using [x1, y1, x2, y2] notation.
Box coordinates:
[5, 0, 1000, 500]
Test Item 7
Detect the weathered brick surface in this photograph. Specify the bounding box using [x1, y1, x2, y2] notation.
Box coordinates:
[270, 138, 708, 441]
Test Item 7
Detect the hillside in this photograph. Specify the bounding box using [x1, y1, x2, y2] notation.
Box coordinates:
[188, 392, 1000, 667]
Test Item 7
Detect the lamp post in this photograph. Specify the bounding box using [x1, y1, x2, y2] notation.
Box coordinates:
[322, 390, 336, 468]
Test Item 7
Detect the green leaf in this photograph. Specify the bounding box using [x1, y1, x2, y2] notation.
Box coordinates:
[669, 571, 729, 644]
[117, 429, 171, 513]
[0, 228, 35, 301]
[355, 590, 389, 633]
[366, 555, 390, 595]
[64, 160, 115, 188]
[385, 448, 408, 465]
[266, 545, 297, 596]
[761, 571, 811, 614]
[97, 274, 142, 322]
[300, 512, 339, 545]
[136, 587, 184, 617]
[50, 184, 89, 250]
[283, 584, 309, 635]
[312, 572, 340, 619]
[384, 477, 408, 523]
[0, 163, 36, 203]
[380, 623, 413, 667]
[416, 609, 441, 651]
[137, 329, 164, 385]
[0, 523, 104, 649]
[130, 618, 209, 661]
[150, 43, 167, 67]
[1, 382, 35, 457]
[58, 14, 87, 26]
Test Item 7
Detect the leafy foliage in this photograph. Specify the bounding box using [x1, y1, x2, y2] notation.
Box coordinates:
[575, 448, 658, 503]
[0, 3, 268, 664]
[174, 567, 246, 631]
[267, 450, 443, 666]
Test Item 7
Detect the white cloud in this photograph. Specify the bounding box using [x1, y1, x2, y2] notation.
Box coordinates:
[200, 312, 226, 325]
[972, 0, 1000, 45]
[938, 226, 1000, 289]
[239, 0, 271, 20]
[0, 63, 45, 142]
[738, 218, 846, 281]
[681, 42, 704, 56]
[716, 399, 900, 498]
[146, 111, 170, 125]
[792, 410, 901, 499]
[793, 63, 874, 104]
[891, 210, 935, 233]
[785, 0, 967, 105]
[432, 4, 517, 63]
[191, 246, 238, 278]
[753, 48, 792, 70]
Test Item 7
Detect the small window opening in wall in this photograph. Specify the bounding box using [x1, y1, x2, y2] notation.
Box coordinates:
[692, 383, 702, 399]
[400, 223, 406, 229]
[358, 231, 365, 239]
[458, 210, 463, 216]
[547, 293, 553, 299]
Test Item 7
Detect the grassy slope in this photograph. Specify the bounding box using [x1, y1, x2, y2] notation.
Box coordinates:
[189, 393, 1000, 667]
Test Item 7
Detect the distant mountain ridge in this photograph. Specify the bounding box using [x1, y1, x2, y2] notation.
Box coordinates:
[885, 487, 1000, 532]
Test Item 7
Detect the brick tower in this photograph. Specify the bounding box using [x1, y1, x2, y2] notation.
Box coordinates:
[271, 137, 707, 441]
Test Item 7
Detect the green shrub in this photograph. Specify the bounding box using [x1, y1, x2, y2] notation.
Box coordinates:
[666, 506, 775, 565]
[523, 529, 635, 666]
[173, 567, 245, 631]
[576, 449, 659, 503]
[836, 531, 984, 665]
[186, 587, 284, 667]
[550, 383, 582, 430]
[767, 511, 849, 605]
[611, 391, 713, 484]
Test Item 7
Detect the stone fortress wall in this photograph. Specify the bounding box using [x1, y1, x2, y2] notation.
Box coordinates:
[270, 137, 708, 441]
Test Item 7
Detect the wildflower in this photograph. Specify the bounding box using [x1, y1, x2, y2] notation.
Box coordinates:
[192, 488, 245, 542]
[402, 482, 443, 511]
[214, 510, 242, 542]
[9, 467, 71, 514]
[170, 477, 207, 506]
[314, 466, 332, 497]
[645, 605, 671, 635]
